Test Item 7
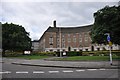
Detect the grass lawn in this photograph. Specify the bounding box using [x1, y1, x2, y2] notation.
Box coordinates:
[53, 56, 120, 61]
[5, 55, 50, 60]
[4, 55, 119, 61]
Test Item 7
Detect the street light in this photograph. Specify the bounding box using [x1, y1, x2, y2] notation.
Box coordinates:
[59, 27, 62, 57]
[104, 33, 112, 65]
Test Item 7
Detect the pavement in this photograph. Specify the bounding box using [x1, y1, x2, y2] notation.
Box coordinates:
[8, 57, 120, 69]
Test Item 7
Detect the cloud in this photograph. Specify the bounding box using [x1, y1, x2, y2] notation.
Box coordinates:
[1, 0, 120, 2]
[1, 1, 118, 40]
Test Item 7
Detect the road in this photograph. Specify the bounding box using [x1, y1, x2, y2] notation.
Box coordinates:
[0, 58, 119, 80]
[1, 63, 119, 78]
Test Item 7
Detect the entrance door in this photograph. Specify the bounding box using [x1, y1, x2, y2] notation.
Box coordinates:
[91, 46, 94, 51]
[68, 46, 71, 51]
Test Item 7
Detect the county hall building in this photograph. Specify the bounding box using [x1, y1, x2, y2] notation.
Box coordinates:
[32, 21, 120, 52]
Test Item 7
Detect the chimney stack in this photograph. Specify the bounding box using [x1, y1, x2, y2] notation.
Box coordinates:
[53, 20, 56, 28]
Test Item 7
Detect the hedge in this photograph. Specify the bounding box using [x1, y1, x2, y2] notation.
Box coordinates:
[66, 51, 82, 56]
[4, 52, 23, 57]
[82, 51, 120, 56]
[32, 52, 56, 56]
[3, 50, 120, 57]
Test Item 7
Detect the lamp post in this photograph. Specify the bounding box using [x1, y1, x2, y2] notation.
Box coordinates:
[59, 27, 62, 57]
[104, 33, 112, 65]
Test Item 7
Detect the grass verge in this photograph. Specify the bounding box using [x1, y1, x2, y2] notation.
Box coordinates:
[52, 56, 120, 61]
[4, 55, 50, 60]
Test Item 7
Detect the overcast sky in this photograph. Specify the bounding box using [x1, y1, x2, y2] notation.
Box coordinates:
[1, 0, 119, 40]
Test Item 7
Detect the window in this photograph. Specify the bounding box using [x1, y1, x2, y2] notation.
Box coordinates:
[62, 43, 65, 48]
[62, 34, 65, 38]
[79, 34, 82, 37]
[85, 37, 88, 41]
[73, 38, 76, 42]
[68, 34, 70, 37]
[50, 45, 53, 48]
[84, 33, 88, 37]
[49, 37, 53, 44]
[49, 37, 53, 42]
[73, 34, 76, 38]
[57, 35, 60, 38]
[73, 35, 76, 42]
[62, 38, 65, 42]
[57, 44, 60, 48]
[79, 38, 82, 42]
[68, 38, 71, 42]
[57, 38, 60, 43]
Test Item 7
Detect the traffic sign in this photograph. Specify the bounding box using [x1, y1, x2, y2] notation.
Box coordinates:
[107, 35, 110, 42]
[109, 41, 112, 46]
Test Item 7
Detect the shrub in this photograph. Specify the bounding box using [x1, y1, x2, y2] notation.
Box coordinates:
[5, 52, 23, 57]
[82, 52, 89, 56]
[67, 51, 82, 56]
[81, 50, 120, 56]
[55, 51, 82, 57]
[32, 52, 56, 56]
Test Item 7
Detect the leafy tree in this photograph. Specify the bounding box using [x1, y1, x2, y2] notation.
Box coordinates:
[2, 22, 31, 56]
[91, 5, 120, 45]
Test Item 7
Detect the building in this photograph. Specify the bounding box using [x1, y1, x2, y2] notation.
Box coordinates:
[33, 21, 120, 52]
[39, 21, 92, 52]
[32, 40, 39, 51]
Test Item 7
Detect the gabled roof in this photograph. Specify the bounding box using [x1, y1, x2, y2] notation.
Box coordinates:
[39, 24, 93, 41]
[46, 24, 92, 33]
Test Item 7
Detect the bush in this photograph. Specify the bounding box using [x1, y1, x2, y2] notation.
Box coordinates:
[66, 51, 82, 56]
[32, 52, 56, 56]
[5, 52, 23, 57]
[81, 50, 120, 56]
[82, 52, 90, 56]
[112, 51, 120, 56]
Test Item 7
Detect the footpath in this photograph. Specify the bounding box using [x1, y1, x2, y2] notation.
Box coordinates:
[8, 57, 119, 69]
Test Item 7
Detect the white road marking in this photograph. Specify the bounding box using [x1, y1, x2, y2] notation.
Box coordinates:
[33, 71, 45, 74]
[99, 69, 106, 70]
[16, 71, 28, 74]
[0, 71, 11, 74]
[76, 70, 85, 72]
[2, 68, 110, 74]
[87, 69, 97, 71]
[49, 71, 59, 73]
[63, 70, 73, 73]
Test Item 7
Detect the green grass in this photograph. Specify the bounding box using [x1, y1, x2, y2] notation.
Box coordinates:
[4, 55, 119, 61]
[5, 55, 50, 60]
[53, 56, 120, 61]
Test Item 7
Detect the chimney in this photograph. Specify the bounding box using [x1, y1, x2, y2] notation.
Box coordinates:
[53, 20, 56, 28]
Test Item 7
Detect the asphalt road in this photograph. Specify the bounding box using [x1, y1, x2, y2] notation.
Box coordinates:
[1, 58, 119, 80]
[1, 62, 119, 79]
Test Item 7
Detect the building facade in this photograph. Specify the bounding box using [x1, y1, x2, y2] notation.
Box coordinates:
[32, 40, 39, 51]
[33, 21, 120, 52]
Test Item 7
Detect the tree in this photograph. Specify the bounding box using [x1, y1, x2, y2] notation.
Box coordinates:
[91, 5, 120, 45]
[2, 23, 31, 56]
